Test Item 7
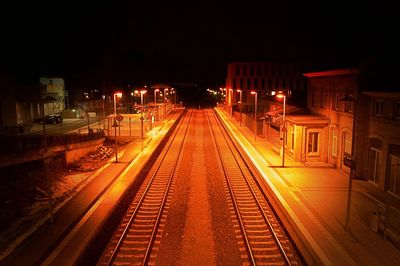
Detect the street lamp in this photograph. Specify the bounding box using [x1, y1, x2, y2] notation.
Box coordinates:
[163, 88, 169, 117]
[139, 89, 147, 139]
[276, 93, 286, 167]
[340, 95, 357, 231]
[171, 88, 176, 106]
[228, 89, 233, 116]
[113, 92, 122, 163]
[237, 89, 242, 126]
[163, 88, 169, 102]
[154, 89, 159, 106]
[250, 91, 257, 141]
[102, 95, 105, 129]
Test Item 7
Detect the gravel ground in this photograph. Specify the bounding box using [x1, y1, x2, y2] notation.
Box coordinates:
[155, 111, 242, 265]
[0, 140, 121, 260]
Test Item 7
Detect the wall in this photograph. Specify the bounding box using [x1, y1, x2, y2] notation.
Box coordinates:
[64, 138, 105, 166]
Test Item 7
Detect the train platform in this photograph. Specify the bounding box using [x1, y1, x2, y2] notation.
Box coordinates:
[1, 109, 184, 265]
[216, 107, 400, 265]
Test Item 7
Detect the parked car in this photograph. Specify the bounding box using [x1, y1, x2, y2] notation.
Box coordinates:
[40, 114, 63, 124]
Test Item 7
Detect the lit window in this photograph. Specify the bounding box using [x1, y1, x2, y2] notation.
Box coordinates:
[308, 132, 319, 154]
[331, 129, 338, 157]
[344, 132, 352, 155]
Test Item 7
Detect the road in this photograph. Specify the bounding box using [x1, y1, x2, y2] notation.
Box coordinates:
[28, 117, 102, 136]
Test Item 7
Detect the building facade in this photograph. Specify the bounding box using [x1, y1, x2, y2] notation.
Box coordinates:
[304, 69, 360, 173]
[225, 62, 308, 114]
[358, 91, 400, 197]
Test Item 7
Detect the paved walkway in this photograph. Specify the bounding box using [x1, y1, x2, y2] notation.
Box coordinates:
[216, 108, 400, 265]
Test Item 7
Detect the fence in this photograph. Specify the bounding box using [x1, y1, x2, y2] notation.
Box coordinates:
[0, 130, 105, 155]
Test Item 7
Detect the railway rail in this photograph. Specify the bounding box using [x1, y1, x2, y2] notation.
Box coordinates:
[97, 110, 193, 265]
[206, 109, 303, 265]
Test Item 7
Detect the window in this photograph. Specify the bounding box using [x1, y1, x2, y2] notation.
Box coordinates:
[308, 132, 319, 154]
[331, 128, 338, 157]
[239, 78, 244, 89]
[374, 101, 383, 116]
[344, 132, 352, 155]
[232, 78, 237, 90]
[275, 78, 279, 89]
[323, 90, 327, 108]
[333, 93, 340, 110]
[247, 79, 251, 90]
[0, 101, 2, 125]
[261, 78, 265, 89]
[388, 145, 400, 196]
[268, 78, 272, 89]
[344, 100, 353, 113]
[289, 78, 294, 90]
[311, 87, 315, 107]
[250, 66, 255, 76]
[367, 138, 383, 185]
[296, 79, 301, 90]
[254, 78, 258, 89]
[368, 148, 381, 184]
[256, 66, 261, 76]
[394, 102, 400, 120]
[291, 131, 295, 149]
[235, 66, 241, 76]
[264, 65, 269, 76]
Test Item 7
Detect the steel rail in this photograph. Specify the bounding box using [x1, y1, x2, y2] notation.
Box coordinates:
[207, 109, 293, 265]
[106, 110, 193, 265]
[205, 110, 256, 265]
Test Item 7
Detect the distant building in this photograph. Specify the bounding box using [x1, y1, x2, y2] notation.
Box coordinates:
[0, 76, 69, 135]
[40, 77, 68, 115]
[225, 62, 309, 114]
[0, 75, 40, 135]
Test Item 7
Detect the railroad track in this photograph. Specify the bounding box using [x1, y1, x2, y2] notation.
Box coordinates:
[206, 109, 303, 265]
[97, 110, 193, 265]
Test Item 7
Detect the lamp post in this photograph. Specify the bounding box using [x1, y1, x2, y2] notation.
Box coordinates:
[228, 89, 233, 116]
[102, 95, 105, 129]
[171, 88, 176, 106]
[250, 91, 257, 141]
[41, 98, 47, 153]
[163, 88, 169, 117]
[277, 93, 286, 167]
[340, 95, 357, 231]
[237, 89, 242, 126]
[113, 92, 122, 163]
[140, 89, 147, 139]
[154, 89, 159, 106]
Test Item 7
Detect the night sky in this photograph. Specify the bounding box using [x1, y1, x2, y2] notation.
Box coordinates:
[1, 1, 399, 88]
